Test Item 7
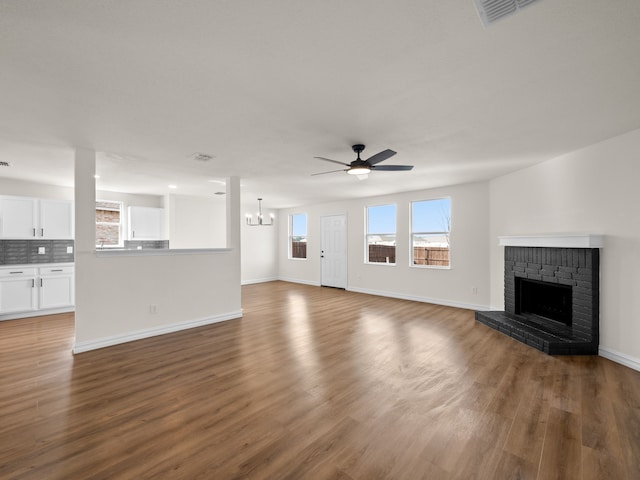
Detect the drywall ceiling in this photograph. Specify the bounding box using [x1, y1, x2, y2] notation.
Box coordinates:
[0, 1, 639, 208]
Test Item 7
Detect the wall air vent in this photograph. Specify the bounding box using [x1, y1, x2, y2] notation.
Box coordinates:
[474, 0, 541, 27]
[0, 161, 10, 167]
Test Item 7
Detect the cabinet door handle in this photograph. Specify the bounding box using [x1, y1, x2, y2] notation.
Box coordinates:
[51, 269, 63, 272]
[132, 230, 135, 238]
[41, 228, 44, 237]
[33, 228, 36, 237]
[32, 279, 35, 288]
[10, 271, 23, 274]
[40, 278, 43, 287]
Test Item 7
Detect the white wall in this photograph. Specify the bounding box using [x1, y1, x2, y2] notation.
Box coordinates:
[278, 181, 491, 310]
[490, 128, 640, 365]
[241, 204, 278, 284]
[74, 150, 242, 352]
[97, 190, 163, 209]
[0, 178, 73, 200]
[167, 194, 226, 249]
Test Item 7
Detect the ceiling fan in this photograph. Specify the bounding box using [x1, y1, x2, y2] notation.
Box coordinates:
[312, 144, 414, 176]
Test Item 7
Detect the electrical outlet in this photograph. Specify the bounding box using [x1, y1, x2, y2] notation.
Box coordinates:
[149, 304, 157, 314]
[38, 247, 46, 255]
[67, 246, 73, 254]
[472, 287, 478, 295]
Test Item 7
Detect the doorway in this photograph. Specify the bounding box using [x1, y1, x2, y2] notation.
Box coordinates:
[320, 214, 347, 289]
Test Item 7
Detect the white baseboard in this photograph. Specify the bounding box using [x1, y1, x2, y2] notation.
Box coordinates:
[241, 277, 279, 285]
[599, 346, 640, 372]
[278, 276, 321, 287]
[347, 286, 491, 312]
[0, 306, 74, 322]
[73, 310, 242, 354]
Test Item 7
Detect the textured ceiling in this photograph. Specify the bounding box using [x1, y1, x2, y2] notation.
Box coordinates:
[0, 1, 639, 208]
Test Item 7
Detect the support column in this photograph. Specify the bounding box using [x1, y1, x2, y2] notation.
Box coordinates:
[74, 148, 96, 253]
[226, 176, 241, 250]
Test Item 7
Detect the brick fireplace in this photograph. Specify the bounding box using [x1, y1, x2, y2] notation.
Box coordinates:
[476, 235, 601, 355]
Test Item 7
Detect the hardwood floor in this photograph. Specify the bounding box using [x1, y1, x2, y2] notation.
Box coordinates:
[1, 281, 639, 479]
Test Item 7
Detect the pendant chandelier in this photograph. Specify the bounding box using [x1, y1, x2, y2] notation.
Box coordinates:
[246, 198, 274, 226]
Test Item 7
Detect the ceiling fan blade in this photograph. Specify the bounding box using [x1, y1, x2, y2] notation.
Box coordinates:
[371, 165, 413, 171]
[314, 156, 350, 167]
[311, 169, 348, 176]
[365, 149, 397, 165]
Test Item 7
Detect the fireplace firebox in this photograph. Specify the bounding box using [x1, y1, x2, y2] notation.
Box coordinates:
[476, 243, 600, 355]
[516, 278, 572, 326]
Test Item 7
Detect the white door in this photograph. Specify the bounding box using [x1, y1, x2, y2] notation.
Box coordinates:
[321, 214, 347, 289]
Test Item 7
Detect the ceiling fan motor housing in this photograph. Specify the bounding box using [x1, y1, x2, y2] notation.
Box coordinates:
[352, 144, 366, 155]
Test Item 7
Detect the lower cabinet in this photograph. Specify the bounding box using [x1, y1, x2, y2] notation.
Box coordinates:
[0, 264, 74, 317]
[39, 266, 75, 310]
[0, 268, 38, 313]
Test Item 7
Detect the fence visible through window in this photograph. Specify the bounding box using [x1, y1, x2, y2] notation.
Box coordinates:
[291, 241, 307, 259]
[413, 246, 449, 266]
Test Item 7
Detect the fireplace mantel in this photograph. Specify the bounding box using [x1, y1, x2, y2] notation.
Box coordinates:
[498, 234, 603, 248]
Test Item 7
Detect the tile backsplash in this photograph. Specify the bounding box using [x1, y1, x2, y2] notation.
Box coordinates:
[123, 240, 169, 250]
[0, 240, 74, 265]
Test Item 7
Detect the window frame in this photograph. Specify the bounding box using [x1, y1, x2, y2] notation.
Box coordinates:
[410, 197, 451, 269]
[365, 203, 397, 265]
[95, 200, 124, 248]
[289, 213, 307, 260]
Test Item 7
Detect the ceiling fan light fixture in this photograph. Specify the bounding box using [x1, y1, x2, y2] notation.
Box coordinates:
[347, 165, 371, 175]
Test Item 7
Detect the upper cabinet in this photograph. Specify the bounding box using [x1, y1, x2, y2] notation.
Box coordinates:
[0, 196, 74, 239]
[39, 200, 74, 239]
[128, 206, 165, 240]
[0, 196, 37, 238]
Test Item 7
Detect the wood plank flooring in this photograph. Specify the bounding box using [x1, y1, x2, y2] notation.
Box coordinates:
[1, 281, 639, 479]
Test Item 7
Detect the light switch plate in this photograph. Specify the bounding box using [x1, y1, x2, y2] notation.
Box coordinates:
[38, 246, 46, 255]
[67, 246, 73, 254]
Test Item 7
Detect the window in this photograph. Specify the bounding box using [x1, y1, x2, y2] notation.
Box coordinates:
[366, 204, 396, 264]
[96, 201, 123, 247]
[290, 213, 307, 259]
[411, 198, 451, 268]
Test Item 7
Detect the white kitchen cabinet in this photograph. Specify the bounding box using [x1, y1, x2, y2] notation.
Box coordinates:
[39, 199, 74, 239]
[39, 266, 74, 309]
[0, 196, 73, 239]
[0, 196, 38, 238]
[0, 268, 38, 314]
[0, 265, 74, 317]
[128, 206, 165, 240]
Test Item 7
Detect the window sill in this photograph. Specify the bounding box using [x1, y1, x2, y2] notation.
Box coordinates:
[410, 264, 451, 270]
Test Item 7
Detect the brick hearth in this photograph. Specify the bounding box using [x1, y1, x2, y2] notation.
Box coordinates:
[476, 246, 600, 355]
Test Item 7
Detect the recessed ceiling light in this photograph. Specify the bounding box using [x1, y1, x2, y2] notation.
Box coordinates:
[168, 184, 177, 189]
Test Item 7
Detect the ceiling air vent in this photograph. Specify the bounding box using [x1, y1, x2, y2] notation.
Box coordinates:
[474, 0, 541, 27]
[191, 152, 214, 162]
[0, 161, 10, 167]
